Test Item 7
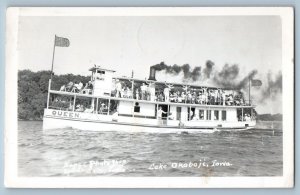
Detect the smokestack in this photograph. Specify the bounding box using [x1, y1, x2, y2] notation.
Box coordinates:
[148, 66, 156, 81]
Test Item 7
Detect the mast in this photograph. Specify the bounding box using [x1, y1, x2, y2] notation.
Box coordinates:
[46, 79, 51, 108]
[248, 77, 251, 105]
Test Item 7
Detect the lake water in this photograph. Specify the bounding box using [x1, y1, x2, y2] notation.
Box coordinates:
[18, 121, 282, 177]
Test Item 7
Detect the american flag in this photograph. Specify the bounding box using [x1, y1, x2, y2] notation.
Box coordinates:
[55, 35, 70, 47]
[251, 79, 262, 87]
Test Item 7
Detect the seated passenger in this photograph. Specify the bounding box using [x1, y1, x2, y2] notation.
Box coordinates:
[84, 106, 94, 113]
[245, 114, 251, 121]
[75, 104, 84, 112]
[169, 92, 175, 102]
[99, 103, 106, 114]
[66, 82, 74, 92]
[72, 82, 80, 93]
[127, 87, 133, 98]
[60, 85, 66, 91]
[158, 93, 164, 102]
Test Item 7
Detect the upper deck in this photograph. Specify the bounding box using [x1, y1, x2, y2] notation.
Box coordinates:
[48, 65, 255, 109]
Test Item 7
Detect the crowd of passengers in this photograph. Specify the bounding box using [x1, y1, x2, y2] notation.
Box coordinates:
[113, 79, 247, 106]
[59, 81, 93, 94]
[59, 79, 247, 106]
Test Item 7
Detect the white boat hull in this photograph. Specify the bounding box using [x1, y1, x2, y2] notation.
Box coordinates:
[43, 109, 256, 133]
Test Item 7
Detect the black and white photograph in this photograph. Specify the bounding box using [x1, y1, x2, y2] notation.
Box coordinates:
[5, 7, 294, 188]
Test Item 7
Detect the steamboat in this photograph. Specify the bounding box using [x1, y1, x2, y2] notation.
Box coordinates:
[43, 65, 256, 132]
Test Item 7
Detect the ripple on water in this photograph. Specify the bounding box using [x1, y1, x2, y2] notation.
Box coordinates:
[18, 121, 283, 177]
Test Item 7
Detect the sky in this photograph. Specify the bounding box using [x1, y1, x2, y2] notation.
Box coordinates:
[17, 16, 282, 114]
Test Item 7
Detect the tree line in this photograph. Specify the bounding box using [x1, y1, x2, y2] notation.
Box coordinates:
[18, 69, 89, 120]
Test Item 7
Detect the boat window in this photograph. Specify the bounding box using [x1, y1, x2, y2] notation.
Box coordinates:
[97, 70, 105, 74]
[222, 110, 226, 121]
[206, 110, 211, 120]
[199, 110, 204, 120]
[176, 107, 181, 120]
[134, 102, 140, 112]
[97, 98, 109, 115]
[214, 110, 219, 120]
[95, 70, 105, 80]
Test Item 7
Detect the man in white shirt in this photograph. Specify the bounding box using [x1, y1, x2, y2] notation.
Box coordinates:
[115, 79, 122, 97]
[140, 83, 147, 100]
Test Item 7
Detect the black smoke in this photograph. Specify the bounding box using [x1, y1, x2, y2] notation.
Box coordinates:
[152, 61, 259, 90]
[203, 60, 214, 79]
[152, 62, 202, 81]
[261, 71, 282, 100]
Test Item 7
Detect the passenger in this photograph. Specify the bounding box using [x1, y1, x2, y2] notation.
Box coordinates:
[68, 103, 73, 111]
[72, 82, 79, 93]
[112, 110, 119, 122]
[203, 88, 208, 104]
[168, 112, 175, 120]
[169, 92, 175, 102]
[99, 103, 106, 114]
[78, 82, 83, 92]
[84, 105, 94, 113]
[140, 83, 147, 100]
[60, 85, 66, 91]
[75, 104, 81, 111]
[193, 111, 199, 120]
[75, 104, 84, 112]
[222, 90, 226, 106]
[164, 83, 173, 102]
[115, 79, 122, 98]
[135, 89, 140, 100]
[126, 87, 133, 99]
[176, 91, 181, 103]
[227, 94, 234, 105]
[147, 82, 156, 101]
[146, 90, 151, 101]
[200, 112, 204, 120]
[216, 89, 221, 105]
[190, 110, 194, 120]
[186, 91, 192, 103]
[87, 81, 93, 89]
[174, 92, 179, 103]
[82, 82, 90, 94]
[191, 92, 196, 104]
[196, 92, 201, 104]
[245, 114, 251, 121]
[158, 93, 164, 102]
[66, 82, 74, 92]
[121, 87, 125, 98]
[181, 92, 186, 103]
[157, 106, 167, 125]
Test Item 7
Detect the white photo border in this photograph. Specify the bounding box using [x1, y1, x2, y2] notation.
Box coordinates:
[4, 7, 294, 188]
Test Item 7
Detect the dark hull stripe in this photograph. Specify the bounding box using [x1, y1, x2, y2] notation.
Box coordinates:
[43, 115, 250, 130]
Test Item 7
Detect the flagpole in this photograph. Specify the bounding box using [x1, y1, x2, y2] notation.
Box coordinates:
[47, 35, 56, 109]
[50, 35, 56, 81]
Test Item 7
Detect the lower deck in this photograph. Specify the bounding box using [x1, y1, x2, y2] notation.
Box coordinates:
[45, 89, 256, 131]
[43, 109, 256, 131]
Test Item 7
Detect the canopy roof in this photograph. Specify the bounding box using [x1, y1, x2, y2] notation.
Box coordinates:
[89, 65, 115, 73]
[113, 76, 239, 91]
